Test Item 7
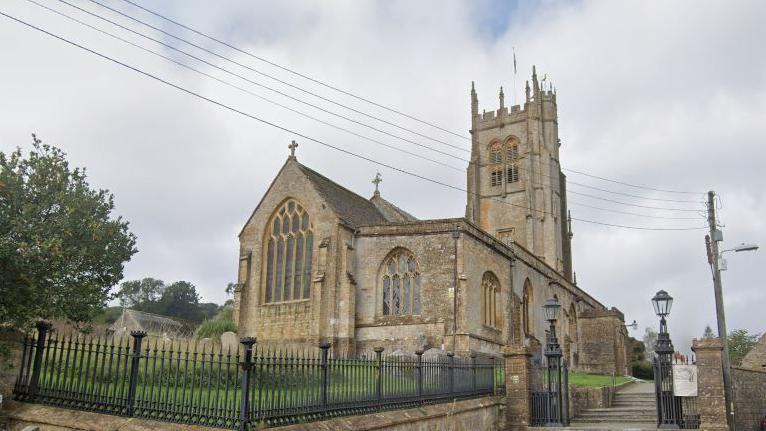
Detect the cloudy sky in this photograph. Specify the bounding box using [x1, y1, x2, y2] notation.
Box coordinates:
[1, 0, 764, 352]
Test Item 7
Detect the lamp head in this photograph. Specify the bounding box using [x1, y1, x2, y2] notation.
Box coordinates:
[734, 243, 759, 252]
[543, 297, 561, 322]
[651, 290, 673, 318]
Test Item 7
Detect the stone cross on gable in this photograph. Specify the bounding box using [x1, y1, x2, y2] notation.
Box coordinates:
[372, 172, 382, 195]
[288, 140, 298, 159]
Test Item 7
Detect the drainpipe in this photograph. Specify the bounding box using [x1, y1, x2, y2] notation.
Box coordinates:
[451, 225, 461, 353]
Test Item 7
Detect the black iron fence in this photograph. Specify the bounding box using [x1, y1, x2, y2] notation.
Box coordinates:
[14, 323, 505, 430]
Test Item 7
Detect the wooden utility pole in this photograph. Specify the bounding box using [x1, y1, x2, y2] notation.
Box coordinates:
[706, 190, 734, 430]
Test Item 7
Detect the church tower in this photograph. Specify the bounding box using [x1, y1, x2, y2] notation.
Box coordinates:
[466, 67, 573, 280]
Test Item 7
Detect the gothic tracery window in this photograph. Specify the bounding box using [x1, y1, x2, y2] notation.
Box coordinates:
[482, 272, 501, 328]
[488, 139, 520, 186]
[381, 249, 421, 316]
[263, 199, 313, 303]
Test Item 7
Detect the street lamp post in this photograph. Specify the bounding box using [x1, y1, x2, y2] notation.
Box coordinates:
[652, 290, 680, 429]
[543, 297, 563, 426]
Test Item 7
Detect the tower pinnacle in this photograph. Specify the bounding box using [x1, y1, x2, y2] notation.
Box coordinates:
[499, 86, 505, 110]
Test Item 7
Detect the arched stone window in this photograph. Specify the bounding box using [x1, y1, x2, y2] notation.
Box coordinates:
[482, 272, 501, 328]
[568, 303, 578, 344]
[381, 249, 421, 316]
[522, 279, 533, 335]
[263, 199, 313, 303]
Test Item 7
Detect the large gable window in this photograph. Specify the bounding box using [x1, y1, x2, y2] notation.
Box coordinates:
[264, 199, 313, 303]
[381, 249, 421, 316]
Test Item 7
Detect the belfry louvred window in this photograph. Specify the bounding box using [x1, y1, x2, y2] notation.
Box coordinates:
[382, 249, 421, 316]
[264, 199, 313, 303]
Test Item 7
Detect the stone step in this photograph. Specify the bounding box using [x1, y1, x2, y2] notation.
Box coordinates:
[582, 407, 655, 413]
[578, 411, 655, 417]
[568, 421, 658, 430]
[572, 416, 658, 423]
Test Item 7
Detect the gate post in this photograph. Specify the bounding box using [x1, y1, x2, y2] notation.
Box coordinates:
[692, 338, 728, 431]
[238, 336, 256, 431]
[504, 345, 532, 431]
[126, 330, 146, 416]
[28, 320, 51, 399]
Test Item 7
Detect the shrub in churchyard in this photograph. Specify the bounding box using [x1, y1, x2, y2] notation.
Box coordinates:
[0, 135, 137, 329]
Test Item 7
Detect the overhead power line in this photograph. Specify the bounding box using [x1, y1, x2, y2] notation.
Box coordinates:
[37, 1, 708, 224]
[567, 190, 701, 212]
[116, 0, 471, 141]
[563, 167, 704, 195]
[55, 0, 468, 163]
[33, 0, 695, 220]
[73, 0, 705, 207]
[83, 0, 470, 153]
[0, 10, 708, 232]
[89, 0, 707, 204]
[26, 0, 464, 173]
[566, 180, 702, 204]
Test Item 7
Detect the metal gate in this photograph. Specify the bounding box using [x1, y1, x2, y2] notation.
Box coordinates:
[530, 359, 570, 426]
[653, 355, 700, 429]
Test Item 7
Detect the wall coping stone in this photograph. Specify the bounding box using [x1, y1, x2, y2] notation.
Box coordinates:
[269, 396, 504, 430]
[1, 400, 230, 431]
[692, 337, 724, 351]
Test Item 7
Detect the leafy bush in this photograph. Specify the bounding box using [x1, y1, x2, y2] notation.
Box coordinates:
[195, 318, 236, 339]
[632, 361, 653, 380]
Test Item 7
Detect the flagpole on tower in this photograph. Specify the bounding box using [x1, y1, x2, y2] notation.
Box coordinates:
[512, 47, 518, 105]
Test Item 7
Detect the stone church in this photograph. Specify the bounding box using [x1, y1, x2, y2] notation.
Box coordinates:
[233, 68, 630, 374]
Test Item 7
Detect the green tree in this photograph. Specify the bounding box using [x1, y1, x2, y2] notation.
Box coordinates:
[157, 281, 201, 322]
[643, 326, 658, 357]
[116, 277, 165, 307]
[0, 136, 137, 328]
[728, 328, 759, 366]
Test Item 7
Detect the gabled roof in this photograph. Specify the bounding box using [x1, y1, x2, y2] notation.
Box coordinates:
[295, 162, 416, 228]
[240, 157, 417, 235]
[370, 193, 417, 222]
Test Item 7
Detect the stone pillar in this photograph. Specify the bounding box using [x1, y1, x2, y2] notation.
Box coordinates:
[692, 338, 728, 431]
[505, 345, 532, 431]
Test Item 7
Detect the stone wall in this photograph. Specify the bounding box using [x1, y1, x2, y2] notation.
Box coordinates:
[1, 397, 503, 431]
[577, 308, 629, 375]
[740, 333, 766, 371]
[732, 366, 766, 431]
[567, 382, 627, 418]
[271, 396, 503, 431]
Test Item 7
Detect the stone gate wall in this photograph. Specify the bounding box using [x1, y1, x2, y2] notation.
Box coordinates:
[732, 366, 766, 431]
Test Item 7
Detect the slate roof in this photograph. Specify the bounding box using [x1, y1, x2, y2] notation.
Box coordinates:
[295, 162, 416, 228]
[370, 194, 418, 222]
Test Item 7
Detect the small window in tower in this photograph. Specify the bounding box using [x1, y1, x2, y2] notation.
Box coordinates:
[489, 142, 503, 164]
[490, 169, 503, 186]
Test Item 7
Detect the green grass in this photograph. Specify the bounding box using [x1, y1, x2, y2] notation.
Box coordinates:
[568, 372, 632, 387]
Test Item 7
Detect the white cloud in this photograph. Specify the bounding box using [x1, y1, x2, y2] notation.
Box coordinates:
[1, 0, 764, 349]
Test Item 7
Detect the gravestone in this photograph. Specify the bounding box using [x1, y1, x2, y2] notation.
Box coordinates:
[220, 331, 238, 353]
